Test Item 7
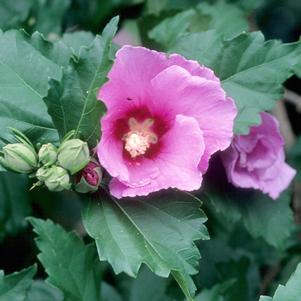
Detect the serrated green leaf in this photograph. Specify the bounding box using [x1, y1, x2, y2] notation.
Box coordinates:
[0, 266, 36, 301]
[0, 172, 31, 239]
[171, 31, 301, 134]
[259, 263, 301, 301]
[62, 31, 95, 57]
[82, 191, 209, 300]
[195, 1, 248, 39]
[29, 218, 103, 301]
[0, 29, 72, 147]
[25, 281, 63, 301]
[206, 182, 294, 249]
[148, 10, 195, 49]
[148, 1, 247, 50]
[44, 16, 119, 146]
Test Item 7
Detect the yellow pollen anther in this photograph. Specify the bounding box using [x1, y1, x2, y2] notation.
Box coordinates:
[123, 117, 158, 158]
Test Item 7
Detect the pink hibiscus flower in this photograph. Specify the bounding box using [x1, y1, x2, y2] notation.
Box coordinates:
[97, 46, 237, 198]
[221, 112, 296, 199]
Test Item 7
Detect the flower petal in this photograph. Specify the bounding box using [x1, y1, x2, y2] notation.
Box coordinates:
[260, 151, 296, 199]
[109, 115, 205, 198]
[221, 112, 296, 199]
[150, 65, 237, 172]
[221, 144, 259, 189]
[98, 46, 220, 111]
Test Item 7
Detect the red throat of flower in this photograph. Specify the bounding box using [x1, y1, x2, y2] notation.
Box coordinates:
[123, 117, 158, 158]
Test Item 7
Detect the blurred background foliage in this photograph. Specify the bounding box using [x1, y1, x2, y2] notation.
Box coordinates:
[0, 0, 301, 300]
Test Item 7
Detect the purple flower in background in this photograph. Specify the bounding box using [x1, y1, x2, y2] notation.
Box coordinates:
[221, 112, 296, 199]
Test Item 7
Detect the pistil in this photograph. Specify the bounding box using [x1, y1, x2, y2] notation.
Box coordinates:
[123, 117, 158, 158]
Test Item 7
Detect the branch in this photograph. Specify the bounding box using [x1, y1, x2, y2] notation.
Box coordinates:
[272, 100, 295, 149]
[284, 89, 301, 113]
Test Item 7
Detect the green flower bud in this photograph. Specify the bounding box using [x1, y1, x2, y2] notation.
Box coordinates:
[75, 159, 102, 193]
[0, 143, 38, 173]
[36, 166, 52, 182]
[38, 143, 57, 166]
[43, 166, 71, 192]
[57, 139, 90, 175]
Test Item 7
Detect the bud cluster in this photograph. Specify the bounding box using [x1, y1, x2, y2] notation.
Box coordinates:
[0, 129, 102, 193]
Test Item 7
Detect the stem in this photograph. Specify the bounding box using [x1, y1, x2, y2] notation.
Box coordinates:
[284, 89, 301, 113]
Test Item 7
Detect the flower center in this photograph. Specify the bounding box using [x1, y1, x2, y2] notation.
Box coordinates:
[123, 117, 158, 158]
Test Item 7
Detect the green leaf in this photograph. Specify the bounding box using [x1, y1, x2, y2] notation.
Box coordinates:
[0, 266, 36, 301]
[206, 185, 294, 249]
[62, 31, 95, 57]
[218, 257, 259, 301]
[82, 191, 209, 300]
[294, 60, 301, 78]
[0, 29, 72, 147]
[259, 297, 272, 301]
[102, 282, 122, 301]
[231, 0, 265, 12]
[0, 0, 32, 31]
[171, 31, 301, 134]
[25, 281, 63, 301]
[145, 0, 168, 15]
[195, 1, 248, 39]
[145, 0, 198, 15]
[148, 10, 195, 49]
[195, 280, 234, 301]
[259, 263, 301, 301]
[0, 172, 31, 239]
[129, 266, 170, 301]
[148, 1, 247, 50]
[44, 16, 119, 146]
[29, 218, 103, 301]
[32, 0, 71, 36]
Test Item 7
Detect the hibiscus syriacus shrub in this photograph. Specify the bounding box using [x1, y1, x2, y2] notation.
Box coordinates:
[1, 1, 301, 301]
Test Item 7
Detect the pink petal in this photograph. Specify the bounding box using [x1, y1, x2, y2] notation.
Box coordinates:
[260, 151, 296, 199]
[168, 53, 219, 82]
[97, 116, 129, 181]
[244, 139, 276, 170]
[221, 112, 296, 199]
[150, 65, 237, 172]
[109, 115, 205, 198]
[221, 144, 258, 188]
[98, 110, 162, 185]
[98, 46, 221, 111]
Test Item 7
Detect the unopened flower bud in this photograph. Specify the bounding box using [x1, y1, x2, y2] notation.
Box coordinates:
[75, 159, 102, 193]
[44, 166, 71, 192]
[38, 143, 57, 166]
[36, 166, 52, 182]
[57, 139, 90, 175]
[0, 143, 37, 173]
